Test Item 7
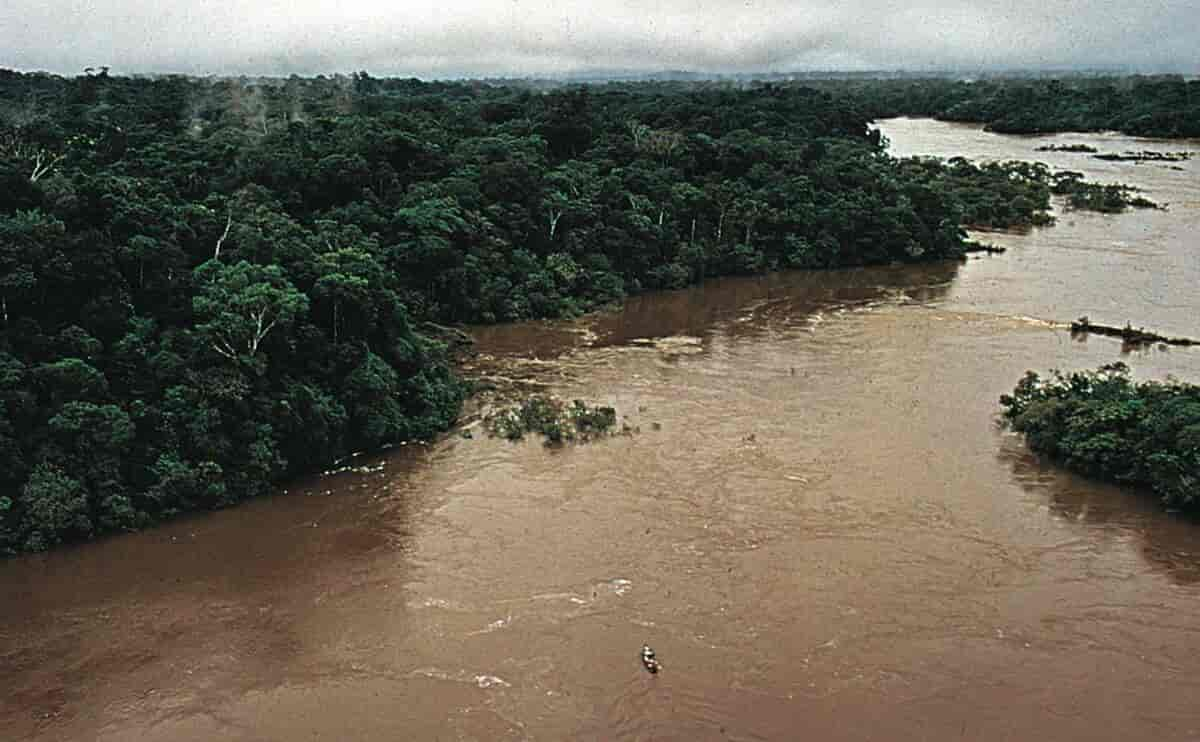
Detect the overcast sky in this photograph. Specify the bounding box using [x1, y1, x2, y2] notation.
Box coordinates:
[1, 0, 1196, 78]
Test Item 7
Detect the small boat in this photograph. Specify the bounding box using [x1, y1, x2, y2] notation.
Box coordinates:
[641, 644, 661, 674]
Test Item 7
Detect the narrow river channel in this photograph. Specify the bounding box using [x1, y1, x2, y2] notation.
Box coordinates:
[2, 119, 1198, 741]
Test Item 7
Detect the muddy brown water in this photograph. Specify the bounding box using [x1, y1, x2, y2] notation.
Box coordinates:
[3, 119, 1200, 741]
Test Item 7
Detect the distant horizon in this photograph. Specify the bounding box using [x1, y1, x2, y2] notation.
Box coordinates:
[4, 64, 1196, 83]
[2, 1, 1196, 82]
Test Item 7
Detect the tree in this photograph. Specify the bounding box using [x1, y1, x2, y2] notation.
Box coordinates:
[0, 210, 66, 324]
[0, 129, 67, 182]
[541, 160, 599, 242]
[312, 247, 387, 344]
[192, 260, 309, 364]
[45, 401, 137, 530]
[19, 464, 91, 551]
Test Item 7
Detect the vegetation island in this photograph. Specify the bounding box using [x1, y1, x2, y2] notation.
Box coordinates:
[1001, 364, 1200, 513]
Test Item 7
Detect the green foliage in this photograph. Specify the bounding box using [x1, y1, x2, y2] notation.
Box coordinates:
[0, 69, 1152, 553]
[1049, 172, 1160, 213]
[19, 464, 91, 551]
[830, 76, 1200, 138]
[486, 396, 619, 445]
[895, 157, 1056, 229]
[568, 399, 618, 436]
[1001, 363, 1200, 511]
[192, 259, 309, 364]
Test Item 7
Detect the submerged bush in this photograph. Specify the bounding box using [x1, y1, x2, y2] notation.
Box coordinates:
[485, 396, 619, 445]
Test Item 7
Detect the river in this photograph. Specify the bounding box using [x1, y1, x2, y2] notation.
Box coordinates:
[2, 119, 1199, 741]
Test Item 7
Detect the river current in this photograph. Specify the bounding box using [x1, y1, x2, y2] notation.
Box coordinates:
[2, 119, 1198, 741]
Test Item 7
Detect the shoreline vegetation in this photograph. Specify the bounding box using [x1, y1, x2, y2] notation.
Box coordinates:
[0, 69, 1174, 554]
[1001, 363, 1200, 513]
[831, 76, 1200, 138]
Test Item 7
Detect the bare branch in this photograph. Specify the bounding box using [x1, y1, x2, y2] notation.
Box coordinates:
[213, 210, 233, 260]
[27, 149, 65, 183]
[259, 317, 278, 344]
[249, 308, 265, 355]
[211, 338, 239, 361]
[247, 305, 279, 355]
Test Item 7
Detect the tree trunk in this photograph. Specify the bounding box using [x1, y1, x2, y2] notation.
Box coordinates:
[214, 211, 233, 260]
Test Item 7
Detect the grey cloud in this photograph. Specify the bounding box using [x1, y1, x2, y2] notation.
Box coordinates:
[0, 0, 1196, 77]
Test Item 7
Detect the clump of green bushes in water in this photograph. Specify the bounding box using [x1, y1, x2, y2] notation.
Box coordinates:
[1051, 172, 1161, 213]
[485, 396, 618, 445]
[1000, 363, 1200, 511]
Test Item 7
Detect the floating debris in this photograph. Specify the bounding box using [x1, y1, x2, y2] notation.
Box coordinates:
[468, 616, 513, 636]
[629, 335, 704, 354]
[321, 462, 386, 477]
[1070, 316, 1199, 347]
[474, 674, 511, 689]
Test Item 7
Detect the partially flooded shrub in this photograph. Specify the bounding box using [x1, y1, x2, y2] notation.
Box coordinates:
[485, 396, 619, 445]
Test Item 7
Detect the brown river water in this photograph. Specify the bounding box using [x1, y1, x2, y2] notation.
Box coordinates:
[3, 119, 1199, 741]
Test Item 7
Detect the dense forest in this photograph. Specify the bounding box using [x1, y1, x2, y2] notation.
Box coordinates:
[0, 69, 1140, 553]
[827, 76, 1200, 137]
[1001, 364, 1200, 512]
